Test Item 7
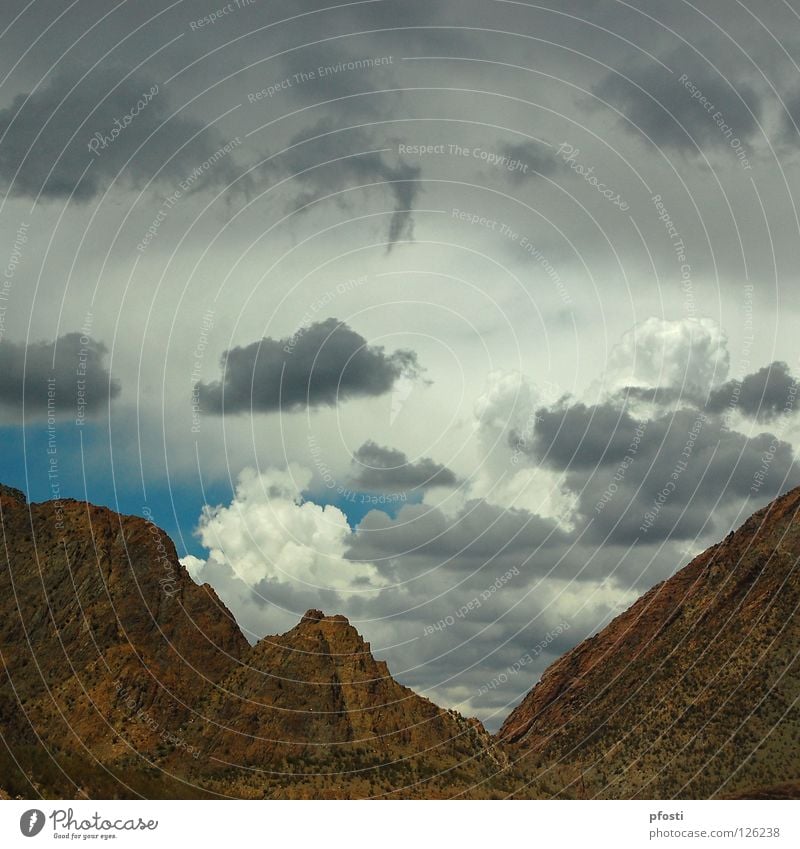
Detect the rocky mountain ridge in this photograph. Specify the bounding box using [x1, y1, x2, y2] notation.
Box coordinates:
[500, 485, 800, 798]
[2, 482, 799, 798]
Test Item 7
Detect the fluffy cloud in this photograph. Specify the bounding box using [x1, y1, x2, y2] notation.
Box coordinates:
[199, 318, 422, 414]
[606, 317, 730, 400]
[471, 370, 576, 526]
[182, 466, 387, 637]
[0, 333, 120, 419]
[500, 318, 799, 545]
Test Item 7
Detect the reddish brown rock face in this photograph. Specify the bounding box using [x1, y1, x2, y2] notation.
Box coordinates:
[499, 487, 800, 799]
[182, 609, 505, 792]
[0, 491, 248, 793]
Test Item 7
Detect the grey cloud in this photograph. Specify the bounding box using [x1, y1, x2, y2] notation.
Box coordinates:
[498, 140, 558, 183]
[349, 440, 459, 492]
[518, 398, 800, 543]
[593, 53, 763, 156]
[779, 88, 800, 147]
[520, 401, 641, 470]
[199, 317, 422, 414]
[270, 120, 420, 249]
[347, 499, 567, 566]
[619, 361, 799, 423]
[708, 361, 798, 422]
[0, 68, 247, 201]
[0, 333, 120, 418]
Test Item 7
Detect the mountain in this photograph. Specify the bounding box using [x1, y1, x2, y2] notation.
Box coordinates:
[0, 485, 248, 797]
[499, 486, 800, 799]
[177, 609, 509, 798]
[0, 486, 508, 798]
[2, 481, 799, 799]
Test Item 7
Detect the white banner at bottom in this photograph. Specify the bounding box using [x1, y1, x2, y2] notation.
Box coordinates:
[0, 799, 796, 848]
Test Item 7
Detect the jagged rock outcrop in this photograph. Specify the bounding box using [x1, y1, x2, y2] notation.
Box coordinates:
[0, 483, 26, 503]
[180, 609, 509, 797]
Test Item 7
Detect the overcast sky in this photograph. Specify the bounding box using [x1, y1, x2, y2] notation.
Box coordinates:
[2, 0, 800, 729]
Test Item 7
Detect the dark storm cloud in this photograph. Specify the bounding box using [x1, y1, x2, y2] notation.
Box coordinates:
[0, 69, 247, 201]
[593, 53, 763, 156]
[618, 361, 799, 423]
[779, 88, 800, 147]
[708, 361, 799, 422]
[350, 440, 459, 491]
[516, 398, 799, 544]
[498, 140, 558, 183]
[199, 318, 421, 414]
[521, 401, 641, 470]
[0, 333, 120, 417]
[269, 120, 420, 248]
[347, 499, 566, 565]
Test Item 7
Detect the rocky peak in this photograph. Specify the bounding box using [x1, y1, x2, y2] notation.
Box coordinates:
[0, 488, 248, 764]
[182, 607, 507, 795]
[0, 483, 26, 504]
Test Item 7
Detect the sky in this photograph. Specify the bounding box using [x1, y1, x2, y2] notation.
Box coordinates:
[1, 0, 800, 730]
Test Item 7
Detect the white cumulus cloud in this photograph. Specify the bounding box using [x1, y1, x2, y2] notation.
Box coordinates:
[181, 465, 386, 638]
[606, 317, 730, 399]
